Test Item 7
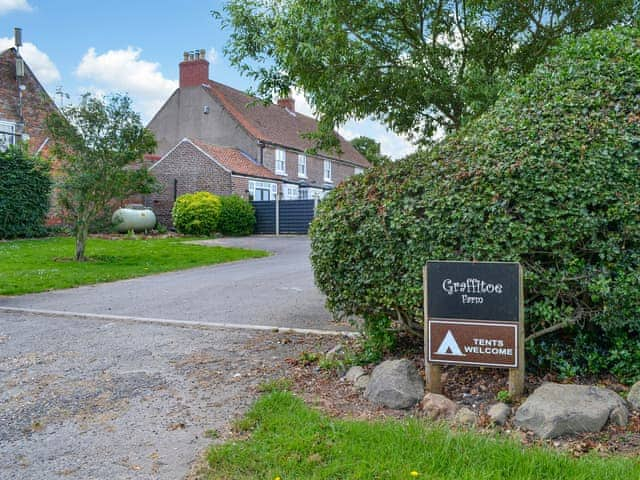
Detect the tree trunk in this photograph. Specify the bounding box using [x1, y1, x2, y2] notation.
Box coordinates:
[75, 219, 89, 261]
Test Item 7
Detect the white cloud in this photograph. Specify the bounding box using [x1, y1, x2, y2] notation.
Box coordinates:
[75, 46, 178, 122]
[0, 0, 32, 15]
[0, 37, 60, 86]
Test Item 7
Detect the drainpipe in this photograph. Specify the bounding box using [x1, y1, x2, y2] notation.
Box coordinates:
[258, 140, 265, 165]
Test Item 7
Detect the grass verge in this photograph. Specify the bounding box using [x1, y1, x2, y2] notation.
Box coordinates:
[0, 236, 268, 295]
[202, 391, 640, 480]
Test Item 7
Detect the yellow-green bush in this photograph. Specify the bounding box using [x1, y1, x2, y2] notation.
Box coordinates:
[172, 191, 221, 236]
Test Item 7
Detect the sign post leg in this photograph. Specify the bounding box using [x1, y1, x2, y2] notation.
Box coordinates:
[508, 265, 526, 398]
[426, 363, 442, 394]
[424, 265, 442, 394]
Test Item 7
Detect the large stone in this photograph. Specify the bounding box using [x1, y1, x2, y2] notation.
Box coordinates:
[487, 403, 511, 426]
[627, 381, 640, 410]
[345, 366, 366, 383]
[514, 382, 628, 439]
[364, 359, 424, 409]
[420, 393, 458, 420]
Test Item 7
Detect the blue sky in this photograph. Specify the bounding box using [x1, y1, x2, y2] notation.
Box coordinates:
[0, 0, 415, 158]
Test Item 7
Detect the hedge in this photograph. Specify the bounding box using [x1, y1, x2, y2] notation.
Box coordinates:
[218, 195, 256, 236]
[0, 145, 52, 239]
[310, 27, 640, 372]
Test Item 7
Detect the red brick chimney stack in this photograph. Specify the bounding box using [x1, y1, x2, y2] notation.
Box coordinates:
[277, 96, 295, 112]
[179, 49, 209, 88]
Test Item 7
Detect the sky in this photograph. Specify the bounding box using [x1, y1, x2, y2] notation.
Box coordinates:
[0, 0, 415, 158]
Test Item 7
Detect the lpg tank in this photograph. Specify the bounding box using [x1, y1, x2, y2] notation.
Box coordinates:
[112, 205, 157, 233]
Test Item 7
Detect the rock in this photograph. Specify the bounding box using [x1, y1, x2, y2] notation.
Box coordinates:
[487, 403, 511, 426]
[354, 374, 370, 391]
[325, 344, 345, 361]
[364, 359, 424, 409]
[420, 393, 458, 420]
[610, 406, 629, 427]
[345, 366, 366, 383]
[514, 382, 628, 439]
[627, 381, 640, 410]
[454, 407, 477, 426]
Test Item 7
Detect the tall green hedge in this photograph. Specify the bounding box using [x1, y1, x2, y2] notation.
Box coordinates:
[310, 27, 640, 369]
[0, 145, 52, 239]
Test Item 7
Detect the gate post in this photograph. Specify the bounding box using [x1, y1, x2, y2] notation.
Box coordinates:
[275, 192, 280, 236]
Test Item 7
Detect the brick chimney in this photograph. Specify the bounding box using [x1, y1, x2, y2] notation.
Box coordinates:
[277, 96, 295, 112]
[179, 49, 209, 88]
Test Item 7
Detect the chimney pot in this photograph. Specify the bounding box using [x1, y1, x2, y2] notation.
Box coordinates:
[183, 51, 189, 61]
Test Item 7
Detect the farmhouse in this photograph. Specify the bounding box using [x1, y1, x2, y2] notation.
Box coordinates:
[146, 49, 369, 212]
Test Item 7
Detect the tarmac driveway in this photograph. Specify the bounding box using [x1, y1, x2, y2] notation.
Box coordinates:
[0, 236, 349, 332]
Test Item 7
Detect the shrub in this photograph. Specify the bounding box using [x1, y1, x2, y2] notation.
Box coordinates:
[0, 145, 52, 239]
[310, 27, 640, 372]
[172, 191, 221, 236]
[218, 195, 256, 236]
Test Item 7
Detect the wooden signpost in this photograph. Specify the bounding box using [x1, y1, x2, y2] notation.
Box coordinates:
[423, 261, 525, 398]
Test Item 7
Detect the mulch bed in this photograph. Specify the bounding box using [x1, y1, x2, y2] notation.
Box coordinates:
[278, 336, 640, 458]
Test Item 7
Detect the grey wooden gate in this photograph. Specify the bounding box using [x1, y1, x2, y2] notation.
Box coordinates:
[251, 199, 316, 234]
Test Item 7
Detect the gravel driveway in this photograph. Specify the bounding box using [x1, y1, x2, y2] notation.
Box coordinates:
[0, 236, 349, 332]
[0, 312, 338, 479]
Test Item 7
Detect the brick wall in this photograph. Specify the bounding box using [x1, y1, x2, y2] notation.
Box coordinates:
[0, 48, 58, 155]
[146, 141, 233, 227]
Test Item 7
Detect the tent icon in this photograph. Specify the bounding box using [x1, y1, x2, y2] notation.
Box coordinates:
[435, 330, 465, 356]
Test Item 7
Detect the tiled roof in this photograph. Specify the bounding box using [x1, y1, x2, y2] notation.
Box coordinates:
[204, 81, 370, 168]
[191, 139, 281, 181]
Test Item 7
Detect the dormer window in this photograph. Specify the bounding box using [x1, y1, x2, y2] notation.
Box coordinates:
[275, 149, 286, 175]
[0, 120, 16, 151]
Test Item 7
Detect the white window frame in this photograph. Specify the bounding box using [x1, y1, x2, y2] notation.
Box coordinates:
[0, 120, 16, 151]
[275, 149, 287, 175]
[248, 179, 277, 200]
[324, 159, 332, 182]
[297, 154, 307, 178]
[285, 184, 299, 200]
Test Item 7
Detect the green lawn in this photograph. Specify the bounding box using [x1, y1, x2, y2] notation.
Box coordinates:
[0, 236, 268, 295]
[203, 391, 640, 480]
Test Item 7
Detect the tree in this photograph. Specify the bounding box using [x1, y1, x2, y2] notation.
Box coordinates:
[310, 27, 640, 366]
[47, 94, 158, 261]
[216, 0, 636, 148]
[350, 136, 391, 167]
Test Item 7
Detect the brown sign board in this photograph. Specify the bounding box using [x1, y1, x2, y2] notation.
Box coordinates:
[428, 320, 519, 368]
[424, 261, 524, 372]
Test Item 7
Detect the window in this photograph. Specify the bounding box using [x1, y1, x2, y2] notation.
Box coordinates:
[0, 120, 16, 151]
[297, 154, 307, 178]
[299, 189, 309, 200]
[354, 167, 364, 175]
[285, 184, 299, 200]
[275, 149, 286, 175]
[324, 159, 332, 182]
[248, 180, 277, 200]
